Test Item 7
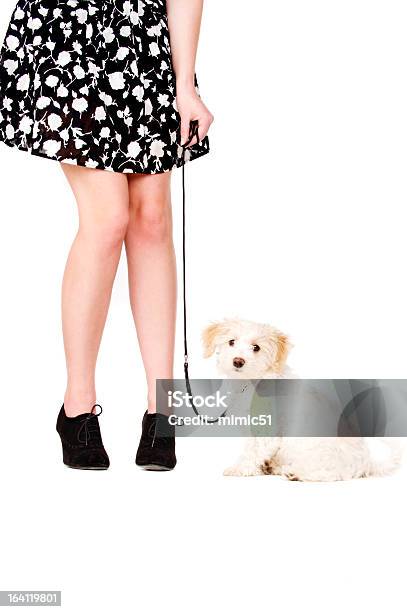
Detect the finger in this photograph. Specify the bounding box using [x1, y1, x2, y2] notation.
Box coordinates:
[196, 118, 212, 144]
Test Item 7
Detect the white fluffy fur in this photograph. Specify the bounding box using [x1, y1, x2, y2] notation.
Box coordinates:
[202, 318, 403, 482]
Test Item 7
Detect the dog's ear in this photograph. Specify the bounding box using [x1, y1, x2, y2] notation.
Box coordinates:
[266, 328, 292, 374]
[202, 321, 229, 358]
[274, 331, 292, 373]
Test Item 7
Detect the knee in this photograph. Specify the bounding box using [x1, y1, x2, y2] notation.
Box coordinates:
[81, 209, 129, 251]
[133, 198, 171, 244]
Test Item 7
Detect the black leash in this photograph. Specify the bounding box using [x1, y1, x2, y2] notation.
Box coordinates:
[181, 121, 227, 424]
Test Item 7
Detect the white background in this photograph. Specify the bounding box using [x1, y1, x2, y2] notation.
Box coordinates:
[1, 0, 407, 610]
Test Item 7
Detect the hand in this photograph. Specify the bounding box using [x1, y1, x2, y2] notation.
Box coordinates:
[176, 86, 214, 147]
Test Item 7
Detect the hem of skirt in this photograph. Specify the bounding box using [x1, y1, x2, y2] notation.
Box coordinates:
[0, 138, 210, 175]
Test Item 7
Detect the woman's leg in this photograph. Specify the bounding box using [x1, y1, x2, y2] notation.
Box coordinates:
[125, 172, 176, 413]
[61, 164, 129, 417]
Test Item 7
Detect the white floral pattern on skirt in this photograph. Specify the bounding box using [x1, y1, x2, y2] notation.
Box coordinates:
[0, 0, 209, 173]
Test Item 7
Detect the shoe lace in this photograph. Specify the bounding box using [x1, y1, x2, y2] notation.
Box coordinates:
[147, 417, 172, 449]
[77, 404, 103, 446]
[148, 421, 157, 448]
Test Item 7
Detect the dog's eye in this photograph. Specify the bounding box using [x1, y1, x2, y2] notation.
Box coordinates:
[229, 339, 235, 347]
[253, 345, 261, 352]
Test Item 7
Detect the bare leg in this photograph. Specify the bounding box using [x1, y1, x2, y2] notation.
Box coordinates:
[124, 172, 176, 413]
[61, 164, 129, 416]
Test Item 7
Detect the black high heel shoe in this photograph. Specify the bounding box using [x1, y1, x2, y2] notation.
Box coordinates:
[56, 404, 110, 470]
[136, 411, 177, 471]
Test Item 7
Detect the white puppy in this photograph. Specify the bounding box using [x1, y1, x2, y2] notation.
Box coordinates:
[202, 318, 294, 380]
[202, 318, 402, 481]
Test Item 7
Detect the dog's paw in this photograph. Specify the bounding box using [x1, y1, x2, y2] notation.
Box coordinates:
[223, 464, 261, 477]
[261, 459, 275, 475]
[282, 470, 302, 482]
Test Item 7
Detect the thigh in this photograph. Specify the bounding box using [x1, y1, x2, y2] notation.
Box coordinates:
[127, 171, 172, 211]
[61, 163, 130, 224]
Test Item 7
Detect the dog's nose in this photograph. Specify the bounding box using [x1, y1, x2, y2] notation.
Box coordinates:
[233, 358, 245, 369]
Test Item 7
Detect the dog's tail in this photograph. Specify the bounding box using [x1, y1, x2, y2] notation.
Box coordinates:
[367, 438, 405, 477]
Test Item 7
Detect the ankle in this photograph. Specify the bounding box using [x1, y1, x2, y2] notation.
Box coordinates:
[64, 390, 97, 417]
[147, 375, 173, 414]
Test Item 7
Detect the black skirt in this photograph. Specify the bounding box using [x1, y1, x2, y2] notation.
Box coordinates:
[0, 0, 209, 174]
